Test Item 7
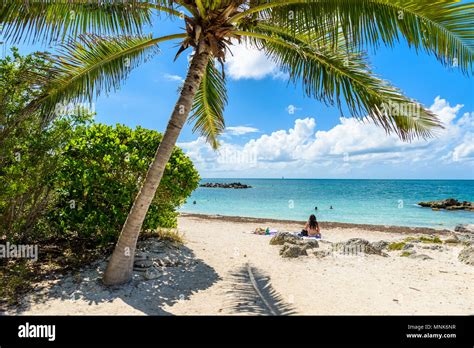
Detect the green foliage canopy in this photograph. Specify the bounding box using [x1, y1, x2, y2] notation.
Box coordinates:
[48, 122, 200, 244]
[0, 50, 200, 245]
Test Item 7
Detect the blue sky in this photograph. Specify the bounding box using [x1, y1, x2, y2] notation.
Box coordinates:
[5, 13, 474, 179]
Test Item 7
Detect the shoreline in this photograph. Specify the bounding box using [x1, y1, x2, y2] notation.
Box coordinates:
[179, 212, 454, 235]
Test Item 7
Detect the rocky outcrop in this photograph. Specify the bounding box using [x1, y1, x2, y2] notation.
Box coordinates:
[271, 232, 319, 258]
[458, 246, 474, 266]
[132, 240, 183, 280]
[418, 198, 474, 211]
[311, 250, 331, 258]
[372, 240, 389, 251]
[454, 224, 474, 234]
[409, 253, 433, 261]
[200, 182, 252, 189]
[333, 238, 388, 257]
[280, 243, 308, 258]
[444, 233, 461, 244]
[270, 232, 302, 246]
[420, 244, 444, 251]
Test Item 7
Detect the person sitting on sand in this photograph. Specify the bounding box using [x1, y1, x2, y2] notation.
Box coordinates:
[301, 214, 321, 237]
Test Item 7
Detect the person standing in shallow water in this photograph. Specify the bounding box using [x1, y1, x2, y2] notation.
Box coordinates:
[301, 214, 321, 237]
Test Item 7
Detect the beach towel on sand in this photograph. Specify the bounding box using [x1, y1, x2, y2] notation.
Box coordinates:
[294, 232, 321, 239]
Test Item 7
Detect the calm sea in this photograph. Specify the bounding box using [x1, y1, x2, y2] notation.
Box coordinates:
[180, 179, 474, 229]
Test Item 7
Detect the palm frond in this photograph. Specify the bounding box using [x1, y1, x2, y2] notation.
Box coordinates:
[232, 0, 474, 74]
[224, 263, 297, 315]
[27, 33, 185, 123]
[188, 58, 227, 149]
[237, 27, 442, 140]
[0, 0, 171, 44]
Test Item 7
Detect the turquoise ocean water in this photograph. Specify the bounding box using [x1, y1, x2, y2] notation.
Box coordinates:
[181, 179, 474, 229]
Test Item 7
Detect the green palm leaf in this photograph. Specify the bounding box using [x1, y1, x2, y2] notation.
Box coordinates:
[28, 33, 185, 123]
[232, 0, 474, 74]
[237, 27, 441, 140]
[0, 0, 168, 44]
[189, 58, 227, 149]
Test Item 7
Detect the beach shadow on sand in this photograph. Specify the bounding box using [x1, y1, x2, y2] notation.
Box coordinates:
[8, 242, 220, 315]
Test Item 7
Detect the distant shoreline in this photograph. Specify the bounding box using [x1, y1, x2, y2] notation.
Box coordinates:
[179, 213, 454, 235]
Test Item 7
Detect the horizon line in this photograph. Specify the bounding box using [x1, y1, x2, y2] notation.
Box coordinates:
[200, 177, 474, 181]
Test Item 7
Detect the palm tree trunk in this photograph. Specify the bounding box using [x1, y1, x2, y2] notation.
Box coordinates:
[103, 43, 211, 285]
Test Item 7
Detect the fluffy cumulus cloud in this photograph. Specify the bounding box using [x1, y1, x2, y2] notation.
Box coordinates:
[179, 97, 474, 178]
[225, 42, 286, 80]
[243, 118, 316, 162]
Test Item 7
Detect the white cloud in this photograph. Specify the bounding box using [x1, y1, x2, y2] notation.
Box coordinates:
[225, 126, 259, 136]
[226, 42, 284, 80]
[244, 118, 315, 162]
[430, 96, 463, 125]
[452, 136, 474, 161]
[179, 97, 473, 178]
[163, 73, 184, 83]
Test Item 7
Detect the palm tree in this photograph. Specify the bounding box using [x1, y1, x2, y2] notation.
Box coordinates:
[1, 0, 472, 285]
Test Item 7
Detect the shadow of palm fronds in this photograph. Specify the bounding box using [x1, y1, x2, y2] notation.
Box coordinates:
[224, 263, 297, 316]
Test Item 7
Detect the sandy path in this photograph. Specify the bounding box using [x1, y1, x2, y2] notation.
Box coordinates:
[6, 215, 474, 315]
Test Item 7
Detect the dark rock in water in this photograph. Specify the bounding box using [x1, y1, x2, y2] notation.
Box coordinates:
[200, 182, 252, 189]
[458, 246, 474, 266]
[418, 198, 474, 211]
[454, 224, 474, 234]
[280, 243, 308, 258]
[403, 243, 414, 250]
[270, 232, 302, 246]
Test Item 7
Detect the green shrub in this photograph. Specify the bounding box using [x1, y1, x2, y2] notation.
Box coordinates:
[388, 242, 406, 251]
[0, 48, 85, 242]
[0, 261, 32, 305]
[419, 236, 442, 244]
[0, 49, 199, 245]
[47, 123, 200, 244]
[141, 227, 185, 245]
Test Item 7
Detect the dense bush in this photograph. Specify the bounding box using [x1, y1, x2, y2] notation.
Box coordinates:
[48, 123, 200, 244]
[0, 48, 73, 242]
[0, 50, 200, 245]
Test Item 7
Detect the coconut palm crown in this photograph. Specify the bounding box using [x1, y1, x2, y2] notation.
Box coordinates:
[1, 0, 473, 285]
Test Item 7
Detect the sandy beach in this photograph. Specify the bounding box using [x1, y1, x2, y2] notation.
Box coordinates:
[5, 214, 474, 316]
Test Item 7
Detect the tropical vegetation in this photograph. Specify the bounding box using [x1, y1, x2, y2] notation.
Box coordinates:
[0, 0, 472, 285]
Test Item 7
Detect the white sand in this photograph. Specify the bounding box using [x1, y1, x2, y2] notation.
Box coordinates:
[6, 215, 474, 315]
